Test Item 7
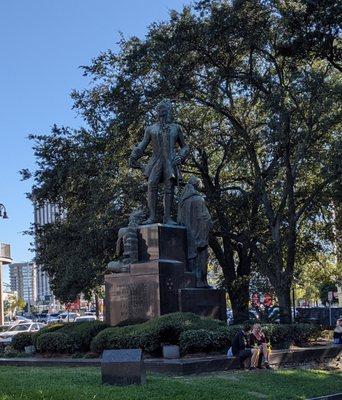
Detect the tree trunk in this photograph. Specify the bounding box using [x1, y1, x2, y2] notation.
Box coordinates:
[209, 236, 251, 323]
[275, 284, 292, 324]
[95, 292, 100, 319]
[228, 278, 250, 323]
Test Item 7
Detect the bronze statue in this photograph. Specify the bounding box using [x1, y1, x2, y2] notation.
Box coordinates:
[107, 209, 145, 273]
[129, 99, 189, 225]
[177, 176, 213, 287]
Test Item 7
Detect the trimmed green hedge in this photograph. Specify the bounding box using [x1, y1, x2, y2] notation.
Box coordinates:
[90, 314, 323, 356]
[36, 332, 78, 354]
[90, 312, 226, 354]
[33, 323, 64, 347]
[179, 327, 230, 354]
[34, 321, 108, 354]
[12, 332, 34, 352]
[32, 313, 322, 356]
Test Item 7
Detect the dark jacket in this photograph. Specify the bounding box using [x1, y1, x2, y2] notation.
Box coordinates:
[231, 331, 250, 356]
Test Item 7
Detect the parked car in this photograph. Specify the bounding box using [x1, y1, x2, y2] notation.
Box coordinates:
[0, 322, 45, 345]
[47, 313, 62, 324]
[74, 315, 97, 322]
[58, 312, 80, 323]
[36, 313, 48, 323]
[14, 315, 32, 323]
[84, 311, 96, 316]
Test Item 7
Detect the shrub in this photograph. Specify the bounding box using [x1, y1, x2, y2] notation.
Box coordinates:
[11, 332, 34, 352]
[36, 332, 78, 354]
[90, 313, 226, 355]
[179, 327, 230, 355]
[33, 323, 64, 347]
[58, 321, 108, 351]
[34, 321, 108, 354]
[292, 323, 321, 346]
[90, 324, 160, 354]
[262, 324, 293, 349]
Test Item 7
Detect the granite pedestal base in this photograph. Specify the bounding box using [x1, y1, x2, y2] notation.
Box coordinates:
[178, 288, 227, 321]
[105, 224, 226, 326]
[105, 259, 195, 326]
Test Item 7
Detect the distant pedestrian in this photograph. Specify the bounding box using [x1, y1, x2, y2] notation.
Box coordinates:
[231, 323, 259, 370]
[333, 318, 342, 344]
[250, 323, 271, 369]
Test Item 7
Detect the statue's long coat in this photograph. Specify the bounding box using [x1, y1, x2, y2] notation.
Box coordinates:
[177, 184, 213, 259]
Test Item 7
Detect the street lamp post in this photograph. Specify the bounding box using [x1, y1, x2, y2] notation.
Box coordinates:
[0, 204, 9, 219]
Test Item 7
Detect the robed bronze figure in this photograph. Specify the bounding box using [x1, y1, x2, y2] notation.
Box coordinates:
[178, 176, 213, 287]
[129, 100, 189, 225]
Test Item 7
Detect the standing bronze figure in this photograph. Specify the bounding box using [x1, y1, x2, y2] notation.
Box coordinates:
[177, 176, 213, 287]
[129, 99, 189, 225]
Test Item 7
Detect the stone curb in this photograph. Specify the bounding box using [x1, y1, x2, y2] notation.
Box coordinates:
[0, 345, 340, 375]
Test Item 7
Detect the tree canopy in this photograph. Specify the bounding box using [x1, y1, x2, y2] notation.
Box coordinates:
[26, 0, 341, 321]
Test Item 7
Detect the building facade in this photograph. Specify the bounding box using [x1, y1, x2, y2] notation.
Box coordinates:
[9, 262, 37, 304]
[33, 200, 65, 304]
[0, 243, 12, 325]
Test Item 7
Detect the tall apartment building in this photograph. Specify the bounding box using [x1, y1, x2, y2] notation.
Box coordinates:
[33, 200, 65, 303]
[9, 262, 37, 304]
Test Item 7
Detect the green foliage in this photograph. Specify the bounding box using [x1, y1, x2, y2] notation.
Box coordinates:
[90, 313, 321, 355]
[33, 323, 64, 347]
[36, 332, 78, 354]
[292, 324, 322, 346]
[35, 321, 108, 354]
[90, 313, 226, 354]
[179, 328, 230, 355]
[58, 321, 108, 351]
[11, 333, 34, 352]
[261, 324, 293, 349]
[25, 0, 341, 321]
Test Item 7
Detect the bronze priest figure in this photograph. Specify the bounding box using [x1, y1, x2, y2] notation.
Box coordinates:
[129, 99, 189, 225]
[178, 176, 213, 287]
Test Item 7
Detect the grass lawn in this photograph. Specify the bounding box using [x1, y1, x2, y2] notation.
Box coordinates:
[0, 366, 341, 400]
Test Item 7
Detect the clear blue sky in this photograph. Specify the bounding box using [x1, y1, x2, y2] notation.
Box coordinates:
[0, 0, 187, 284]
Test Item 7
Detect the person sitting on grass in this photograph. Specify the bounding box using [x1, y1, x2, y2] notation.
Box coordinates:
[250, 323, 271, 369]
[231, 323, 259, 370]
[333, 317, 342, 344]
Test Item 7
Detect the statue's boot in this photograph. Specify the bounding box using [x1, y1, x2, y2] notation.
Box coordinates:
[144, 187, 157, 224]
[163, 190, 177, 225]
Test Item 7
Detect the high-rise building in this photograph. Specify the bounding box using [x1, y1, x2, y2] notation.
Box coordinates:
[33, 200, 65, 303]
[9, 262, 37, 304]
[0, 243, 12, 325]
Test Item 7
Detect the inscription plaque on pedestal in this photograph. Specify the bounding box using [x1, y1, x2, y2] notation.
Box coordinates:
[105, 259, 195, 326]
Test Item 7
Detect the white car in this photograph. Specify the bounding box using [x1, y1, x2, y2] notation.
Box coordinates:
[74, 315, 97, 322]
[46, 313, 62, 324]
[58, 312, 80, 323]
[0, 322, 45, 345]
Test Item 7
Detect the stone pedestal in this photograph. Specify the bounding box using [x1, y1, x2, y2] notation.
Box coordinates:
[178, 288, 227, 321]
[105, 260, 195, 326]
[137, 223, 188, 264]
[105, 223, 226, 326]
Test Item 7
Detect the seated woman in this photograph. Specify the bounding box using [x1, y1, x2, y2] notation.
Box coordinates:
[333, 318, 342, 344]
[250, 324, 271, 369]
[231, 323, 260, 370]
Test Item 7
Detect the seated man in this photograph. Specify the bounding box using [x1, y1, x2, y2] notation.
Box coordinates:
[231, 323, 259, 370]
